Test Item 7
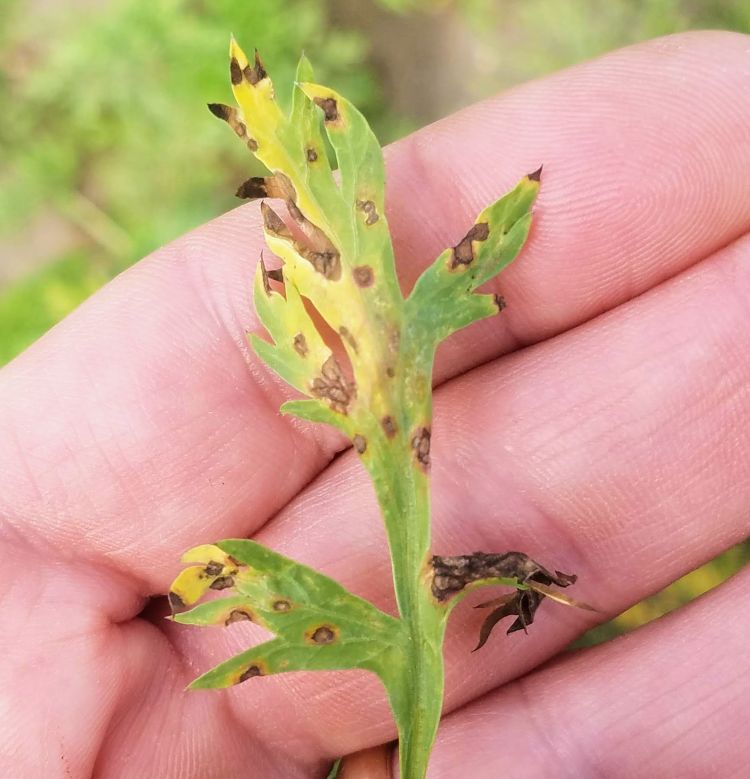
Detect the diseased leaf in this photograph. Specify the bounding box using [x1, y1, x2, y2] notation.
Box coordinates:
[172, 540, 405, 689]
[250, 260, 336, 397]
[407, 171, 540, 348]
[173, 37, 588, 779]
[428, 552, 587, 649]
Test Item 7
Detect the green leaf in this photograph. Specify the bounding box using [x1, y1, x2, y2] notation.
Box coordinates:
[280, 398, 350, 430]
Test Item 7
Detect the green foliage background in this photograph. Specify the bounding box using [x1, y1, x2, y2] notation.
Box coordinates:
[1, 0, 748, 645]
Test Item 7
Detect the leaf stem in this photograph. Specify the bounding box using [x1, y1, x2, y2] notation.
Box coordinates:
[362, 357, 445, 778]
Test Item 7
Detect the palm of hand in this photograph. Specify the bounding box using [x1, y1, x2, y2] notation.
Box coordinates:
[2, 31, 750, 778]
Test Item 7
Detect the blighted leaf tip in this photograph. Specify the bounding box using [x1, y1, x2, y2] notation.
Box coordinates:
[207, 102, 230, 120]
[527, 164, 543, 182]
[168, 591, 186, 613]
[430, 551, 584, 648]
[244, 49, 267, 86]
[230, 56, 242, 85]
[236, 177, 265, 199]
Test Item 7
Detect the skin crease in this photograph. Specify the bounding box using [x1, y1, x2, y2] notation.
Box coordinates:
[0, 29, 749, 778]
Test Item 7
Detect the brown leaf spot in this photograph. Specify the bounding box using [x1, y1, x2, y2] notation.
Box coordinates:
[338, 326, 358, 353]
[247, 138, 259, 152]
[230, 57, 242, 85]
[323, 355, 342, 381]
[306, 147, 318, 162]
[272, 599, 292, 612]
[311, 356, 354, 414]
[381, 416, 397, 438]
[451, 222, 490, 269]
[243, 51, 267, 85]
[356, 199, 379, 225]
[279, 200, 342, 281]
[309, 625, 337, 644]
[527, 165, 543, 182]
[210, 576, 235, 591]
[494, 294, 507, 312]
[204, 561, 224, 577]
[352, 265, 374, 287]
[314, 96, 339, 122]
[308, 250, 340, 279]
[411, 427, 431, 468]
[293, 333, 309, 358]
[225, 609, 253, 625]
[168, 591, 185, 612]
[386, 367, 396, 378]
[389, 328, 400, 354]
[238, 664, 263, 683]
[353, 434, 367, 454]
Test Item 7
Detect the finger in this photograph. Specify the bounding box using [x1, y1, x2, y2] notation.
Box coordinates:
[0, 547, 291, 777]
[391, 29, 750, 378]
[425, 565, 750, 777]
[170, 229, 750, 760]
[2, 32, 750, 590]
[338, 745, 392, 778]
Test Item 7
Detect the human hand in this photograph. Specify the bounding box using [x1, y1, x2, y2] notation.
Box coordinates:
[1, 31, 749, 777]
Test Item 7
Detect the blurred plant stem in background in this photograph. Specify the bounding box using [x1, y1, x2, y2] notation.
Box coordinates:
[573, 541, 750, 648]
[1, 0, 748, 646]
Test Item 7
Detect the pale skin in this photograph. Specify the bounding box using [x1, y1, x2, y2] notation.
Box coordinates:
[1, 31, 750, 778]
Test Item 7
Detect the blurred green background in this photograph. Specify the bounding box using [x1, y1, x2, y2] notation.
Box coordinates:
[1, 0, 748, 645]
